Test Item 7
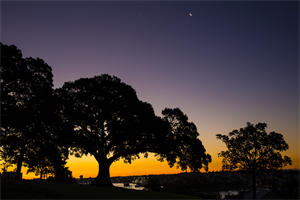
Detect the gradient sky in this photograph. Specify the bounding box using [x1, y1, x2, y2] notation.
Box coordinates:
[2, 1, 299, 179]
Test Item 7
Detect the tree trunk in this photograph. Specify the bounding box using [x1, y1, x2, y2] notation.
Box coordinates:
[252, 169, 256, 199]
[92, 157, 112, 187]
[15, 149, 24, 180]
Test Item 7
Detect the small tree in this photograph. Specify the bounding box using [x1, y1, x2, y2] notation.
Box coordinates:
[216, 122, 292, 198]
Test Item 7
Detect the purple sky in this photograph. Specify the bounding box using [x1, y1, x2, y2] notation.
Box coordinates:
[2, 1, 299, 168]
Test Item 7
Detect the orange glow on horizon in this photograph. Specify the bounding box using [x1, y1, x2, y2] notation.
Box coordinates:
[14, 151, 298, 179]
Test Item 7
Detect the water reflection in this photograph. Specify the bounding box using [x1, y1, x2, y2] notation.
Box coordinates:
[112, 183, 145, 191]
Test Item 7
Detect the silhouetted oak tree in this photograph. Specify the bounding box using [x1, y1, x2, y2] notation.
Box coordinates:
[57, 75, 167, 186]
[216, 122, 291, 198]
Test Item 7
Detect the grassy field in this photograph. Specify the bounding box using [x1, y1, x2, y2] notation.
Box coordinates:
[1, 180, 197, 199]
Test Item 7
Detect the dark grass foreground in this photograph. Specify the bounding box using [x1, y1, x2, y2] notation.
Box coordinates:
[1, 180, 197, 199]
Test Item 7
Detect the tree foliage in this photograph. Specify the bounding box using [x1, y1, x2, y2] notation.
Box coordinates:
[216, 122, 291, 171]
[57, 75, 167, 185]
[160, 108, 211, 172]
[0, 43, 70, 180]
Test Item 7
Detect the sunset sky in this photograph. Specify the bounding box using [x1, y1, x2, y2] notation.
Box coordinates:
[2, 1, 299, 179]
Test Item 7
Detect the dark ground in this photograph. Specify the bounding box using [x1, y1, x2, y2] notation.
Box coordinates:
[2, 170, 299, 199]
[1, 180, 197, 199]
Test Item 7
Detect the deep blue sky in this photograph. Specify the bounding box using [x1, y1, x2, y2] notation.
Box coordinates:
[2, 1, 299, 169]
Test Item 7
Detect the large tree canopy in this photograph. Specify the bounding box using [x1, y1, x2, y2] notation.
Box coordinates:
[216, 122, 291, 198]
[58, 75, 211, 186]
[0, 43, 70, 180]
[57, 75, 166, 185]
